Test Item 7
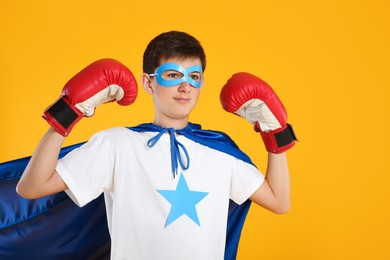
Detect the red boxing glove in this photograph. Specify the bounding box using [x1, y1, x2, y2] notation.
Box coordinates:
[220, 72, 297, 153]
[43, 58, 138, 136]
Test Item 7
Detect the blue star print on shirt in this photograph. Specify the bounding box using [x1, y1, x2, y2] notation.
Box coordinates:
[157, 174, 209, 227]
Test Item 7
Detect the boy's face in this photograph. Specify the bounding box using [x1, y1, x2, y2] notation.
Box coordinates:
[141, 56, 204, 128]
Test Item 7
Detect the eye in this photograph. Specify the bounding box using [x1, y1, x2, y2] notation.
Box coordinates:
[167, 72, 181, 79]
[189, 73, 201, 81]
[162, 70, 183, 80]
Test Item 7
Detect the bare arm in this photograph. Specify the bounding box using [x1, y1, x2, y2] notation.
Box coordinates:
[250, 153, 290, 214]
[16, 128, 68, 199]
[15, 59, 138, 200]
[219, 72, 297, 214]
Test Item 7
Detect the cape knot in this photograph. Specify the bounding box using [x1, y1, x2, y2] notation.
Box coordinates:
[147, 127, 190, 178]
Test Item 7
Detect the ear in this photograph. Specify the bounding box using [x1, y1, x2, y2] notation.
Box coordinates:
[141, 73, 154, 94]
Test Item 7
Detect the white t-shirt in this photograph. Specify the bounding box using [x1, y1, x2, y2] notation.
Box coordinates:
[56, 127, 264, 260]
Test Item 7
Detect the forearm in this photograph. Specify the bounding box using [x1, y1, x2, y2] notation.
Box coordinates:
[16, 127, 66, 198]
[265, 152, 291, 212]
[249, 152, 291, 214]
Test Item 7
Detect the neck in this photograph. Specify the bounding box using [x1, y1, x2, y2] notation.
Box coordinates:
[153, 118, 189, 130]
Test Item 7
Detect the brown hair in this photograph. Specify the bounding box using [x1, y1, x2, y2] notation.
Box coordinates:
[143, 31, 206, 74]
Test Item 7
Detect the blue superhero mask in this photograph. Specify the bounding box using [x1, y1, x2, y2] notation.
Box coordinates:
[149, 63, 203, 88]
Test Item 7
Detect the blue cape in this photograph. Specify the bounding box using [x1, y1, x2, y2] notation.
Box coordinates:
[0, 123, 255, 259]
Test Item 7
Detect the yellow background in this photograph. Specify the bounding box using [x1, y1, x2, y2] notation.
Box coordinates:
[1, 1, 389, 259]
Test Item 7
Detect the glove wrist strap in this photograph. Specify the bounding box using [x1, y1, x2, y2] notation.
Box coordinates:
[258, 123, 297, 153]
[42, 97, 83, 136]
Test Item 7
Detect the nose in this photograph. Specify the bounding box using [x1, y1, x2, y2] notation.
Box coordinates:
[178, 81, 192, 93]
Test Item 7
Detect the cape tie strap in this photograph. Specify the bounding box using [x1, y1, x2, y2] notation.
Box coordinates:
[129, 122, 255, 178]
[147, 128, 190, 178]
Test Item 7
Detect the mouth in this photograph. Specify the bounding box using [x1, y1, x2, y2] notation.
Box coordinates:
[174, 97, 191, 103]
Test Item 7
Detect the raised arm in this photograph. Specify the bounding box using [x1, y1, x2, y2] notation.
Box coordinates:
[17, 128, 67, 199]
[249, 153, 290, 214]
[220, 72, 297, 213]
[17, 58, 138, 199]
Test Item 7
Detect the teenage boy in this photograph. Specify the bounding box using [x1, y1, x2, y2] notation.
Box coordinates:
[17, 31, 296, 259]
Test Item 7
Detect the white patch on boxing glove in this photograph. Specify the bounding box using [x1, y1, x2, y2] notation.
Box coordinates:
[235, 98, 282, 132]
[75, 84, 125, 117]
